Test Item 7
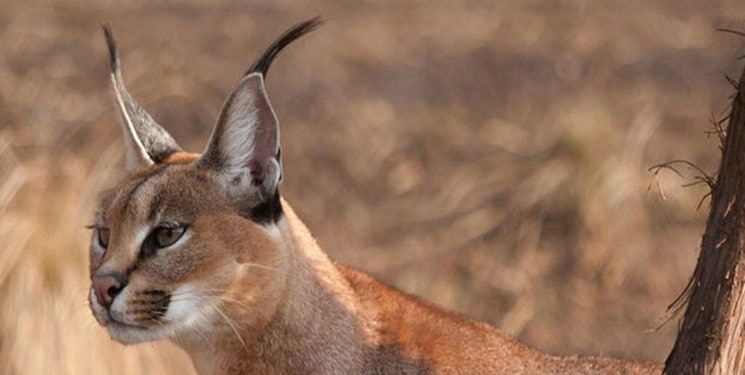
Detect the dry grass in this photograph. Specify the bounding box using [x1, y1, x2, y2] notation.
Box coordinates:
[2, 1, 744, 373]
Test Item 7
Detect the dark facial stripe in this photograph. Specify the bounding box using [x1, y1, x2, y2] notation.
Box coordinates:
[130, 293, 170, 324]
[116, 164, 171, 218]
[140, 289, 168, 296]
[114, 161, 283, 229]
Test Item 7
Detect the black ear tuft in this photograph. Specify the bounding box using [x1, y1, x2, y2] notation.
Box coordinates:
[246, 17, 323, 77]
[101, 23, 120, 76]
[101, 23, 183, 171]
[199, 18, 322, 225]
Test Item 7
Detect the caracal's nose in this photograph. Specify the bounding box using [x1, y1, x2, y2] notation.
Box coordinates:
[92, 274, 126, 307]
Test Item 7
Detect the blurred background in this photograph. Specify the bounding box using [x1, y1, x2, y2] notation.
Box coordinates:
[2, 0, 745, 373]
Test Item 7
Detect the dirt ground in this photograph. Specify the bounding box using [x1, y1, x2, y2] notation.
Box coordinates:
[2, 1, 745, 373]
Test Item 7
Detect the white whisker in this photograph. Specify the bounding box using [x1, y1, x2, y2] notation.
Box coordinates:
[212, 304, 250, 356]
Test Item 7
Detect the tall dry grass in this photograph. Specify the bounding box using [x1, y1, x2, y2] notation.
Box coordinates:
[2, 1, 745, 373]
[0, 141, 193, 374]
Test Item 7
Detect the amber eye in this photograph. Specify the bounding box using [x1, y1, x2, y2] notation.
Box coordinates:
[97, 228, 110, 248]
[153, 226, 186, 248]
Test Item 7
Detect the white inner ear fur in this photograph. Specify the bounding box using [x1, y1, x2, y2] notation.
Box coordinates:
[219, 92, 258, 175]
[213, 73, 282, 198]
[111, 74, 154, 171]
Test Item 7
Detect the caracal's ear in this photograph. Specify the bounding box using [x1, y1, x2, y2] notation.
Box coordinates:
[197, 18, 321, 222]
[199, 73, 281, 204]
[102, 24, 182, 172]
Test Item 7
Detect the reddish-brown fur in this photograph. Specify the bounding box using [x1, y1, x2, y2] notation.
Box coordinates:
[164, 152, 201, 165]
[89, 166, 660, 374]
[89, 20, 661, 374]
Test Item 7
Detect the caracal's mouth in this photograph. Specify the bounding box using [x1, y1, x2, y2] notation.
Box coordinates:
[88, 287, 169, 344]
[89, 285, 216, 344]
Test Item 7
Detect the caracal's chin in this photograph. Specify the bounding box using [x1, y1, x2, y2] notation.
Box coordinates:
[107, 321, 170, 344]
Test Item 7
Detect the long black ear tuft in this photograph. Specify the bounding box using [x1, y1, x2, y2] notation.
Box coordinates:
[102, 24, 121, 76]
[199, 18, 321, 224]
[102, 23, 183, 172]
[246, 17, 323, 77]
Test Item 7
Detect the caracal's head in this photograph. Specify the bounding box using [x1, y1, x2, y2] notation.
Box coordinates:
[88, 19, 321, 344]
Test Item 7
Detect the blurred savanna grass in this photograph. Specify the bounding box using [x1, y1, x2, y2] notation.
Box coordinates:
[2, 1, 745, 373]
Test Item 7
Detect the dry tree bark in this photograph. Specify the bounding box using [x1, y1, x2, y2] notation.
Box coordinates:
[665, 65, 745, 374]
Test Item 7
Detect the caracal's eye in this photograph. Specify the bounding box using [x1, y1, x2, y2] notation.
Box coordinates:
[153, 226, 186, 248]
[97, 228, 110, 248]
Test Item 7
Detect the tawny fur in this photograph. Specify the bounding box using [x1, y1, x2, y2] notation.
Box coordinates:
[89, 20, 661, 375]
[90, 161, 659, 373]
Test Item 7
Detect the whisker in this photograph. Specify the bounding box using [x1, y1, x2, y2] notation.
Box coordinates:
[212, 304, 250, 356]
[169, 289, 229, 297]
[192, 306, 218, 350]
[242, 262, 288, 276]
[170, 294, 253, 311]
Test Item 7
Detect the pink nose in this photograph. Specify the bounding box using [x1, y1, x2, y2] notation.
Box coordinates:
[92, 274, 126, 307]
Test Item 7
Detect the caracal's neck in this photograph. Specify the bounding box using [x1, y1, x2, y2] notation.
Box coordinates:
[179, 199, 370, 374]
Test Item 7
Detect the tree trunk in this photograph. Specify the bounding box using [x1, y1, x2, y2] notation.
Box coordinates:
[665, 66, 745, 373]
